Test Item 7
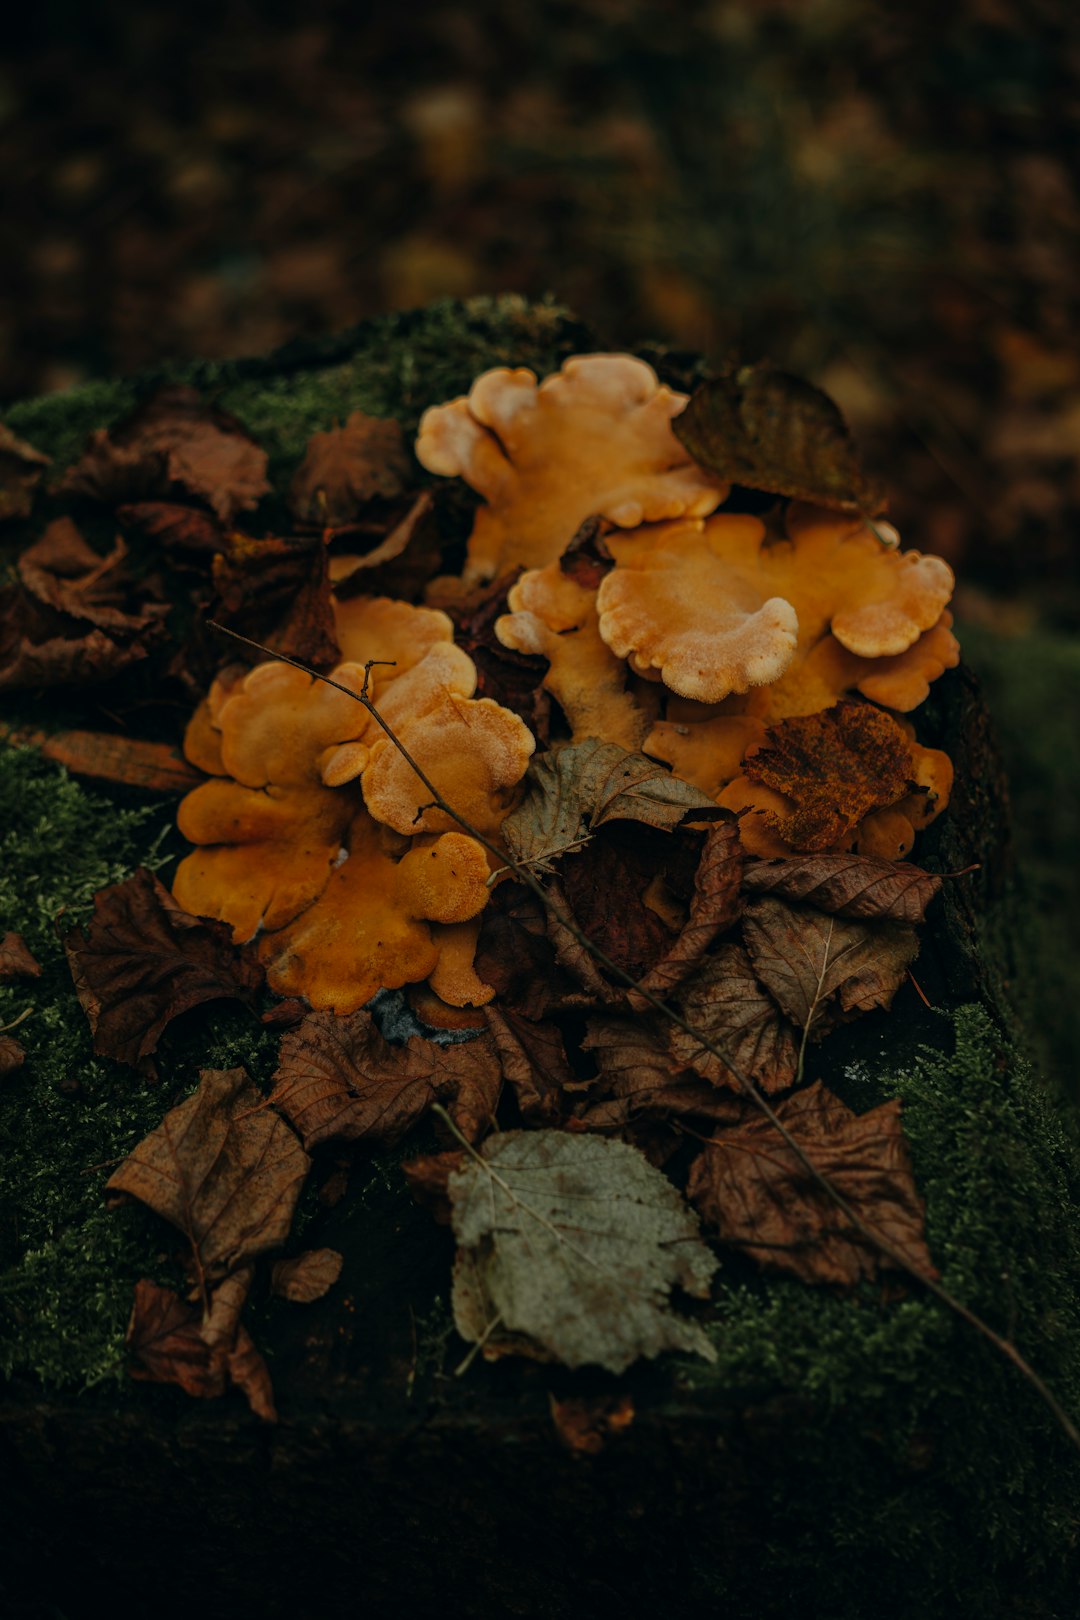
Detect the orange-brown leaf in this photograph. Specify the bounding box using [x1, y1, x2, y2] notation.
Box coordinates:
[741, 701, 916, 851]
[271, 1248, 344, 1303]
[687, 1082, 936, 1285]
[667, 944, 799, 1093]
[126, 1278, 276, 1421]
[289, 411, 411, 527]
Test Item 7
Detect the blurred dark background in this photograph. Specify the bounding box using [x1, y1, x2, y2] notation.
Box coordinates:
[2, 0, 1079, 618]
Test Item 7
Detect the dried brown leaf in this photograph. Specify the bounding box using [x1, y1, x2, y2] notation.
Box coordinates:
[211, 530, 340, 669]
[271, 1007, 502, 1150]
[271, 1248, 344, 1303]
[0, 932, 41, 981]
[289, 411, 411, 527]
[402, 1149, 464, 1224]
[126, 1278, 276, 1420]
[61, 385, 270, 524]
[482, 1005, 582, 1126]
[628, 822, 743, 1006]
[579, 1015, 743, 1131]
[549, 1391, 634, 1454]
[18, 520, 168, 636]
[667, 944, 799, 1093]
[741, 852, 942, 922]
[118, 501, 226, 559]
[0, 1036, 25, 1077]
[673, 364, 885, 514]
[0, 421, 50, 522]
[106, 1067, 310, 1290]
[687, 1082, 936, 1285]
[330, 491, 443, 602]
[742, 702, 916, 852]
[0, 723, 203, 794]
[63, 867, 264, 1074]
[743, 897, 919, 1040]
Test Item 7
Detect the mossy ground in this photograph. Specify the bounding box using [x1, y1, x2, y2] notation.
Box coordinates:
[2, 298, 1079, 1615]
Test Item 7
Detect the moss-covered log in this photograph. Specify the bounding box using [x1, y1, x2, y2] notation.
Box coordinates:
[2, 299, 1079, 1620]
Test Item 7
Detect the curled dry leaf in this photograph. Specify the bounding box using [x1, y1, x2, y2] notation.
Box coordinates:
[502, 738, 717, 872]
[118, 500, 226, 559]
[0, 723, 204, 794]
[0, 420, 50, 521]
[211, 530, 340, 670]
[271, 1248, 344, 1304]
[289, 410, 411, 527]
[628, 821, 743, 1005]
[61, 384, 270, 524]
[329, 490, 443, 603]
[271, 1006, 503, 1150]
[126, 1278, 276, 1421]
[687, 1082, 936, 1286]
[0, 1036, 26, 1077]
[672, 363, 886, 514]
[402, 1148, 464, 1224]
[18, 520, 169, 636]
[742, 897, 919, 1041]
[579, 1016, 744, 1131]
[549, 1392, 635, 1454]
[667, 944, 799, 1094]
[106, 1066, 310, 1292]
[448, 1128, 718, 1373]
[741, 852, 942, 923]
[482, 1004, 581, 1127]
[0, 932, 41, 981]
[63, 868, 264, 1075]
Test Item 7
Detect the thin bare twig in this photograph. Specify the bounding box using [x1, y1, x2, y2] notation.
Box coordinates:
[207, 620, 1080, 1452]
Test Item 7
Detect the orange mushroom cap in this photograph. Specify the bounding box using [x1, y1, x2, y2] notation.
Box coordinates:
[415, 354, 727, 584]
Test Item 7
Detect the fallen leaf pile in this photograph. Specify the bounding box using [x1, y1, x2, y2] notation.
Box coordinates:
[2, 350, 959, 1421]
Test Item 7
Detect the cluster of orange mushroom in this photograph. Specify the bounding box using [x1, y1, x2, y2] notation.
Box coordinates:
[173, 352, 958, 1015]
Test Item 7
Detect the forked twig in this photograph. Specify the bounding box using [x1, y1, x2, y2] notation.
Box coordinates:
[207, 621, 1080, 1451]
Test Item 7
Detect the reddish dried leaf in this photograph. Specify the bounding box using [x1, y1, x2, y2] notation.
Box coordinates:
[18, 520, 168, 636]
[64, 867, 264, 1074]
[743, 897, 919, 1040]
[560, 824, 676, 981]
[126, 1278, 276, 1420]
[668, 944, 800, 1094]
[271, 1007, 502, 1149]
[742, 702, 916, 852]
[687, 1082, 936, 1285]
[271, 1248, 344, 1303]
[289, 411, 411, 527]
[742, 852, 942, 922]
[549, 1392, 634, 1454]
[629, 822, 743, 1006]
[0, 1036, 25, 1076]
[211, 530, 340, 669]
[0, 723, 203, 793]
[402, 1149, 464, 1224]
[0, 586, 153, 692]
[482, 1005, 582, 1126]
[579, 1015, 743, 1131]
[330, 491, 443, 602]
[118, 501, 226, 559]
[0, 932, 41, 981]
[61, 385, 270, 524]
[106, 1067, 310, 1289]
[0, 420, 50, 522]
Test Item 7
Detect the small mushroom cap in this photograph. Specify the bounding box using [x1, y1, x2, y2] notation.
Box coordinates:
[215, 660, 373, 789]
[257, 812, 492, 1014]
[362, 689, 536, 837]
[174, 777, 352, 940]
[427, 918, 496, 1008]
[495, 562, 650, 750]
[332, 594, 454, 675]
[415, 353, 727, 583]
[597, 514, 800, 702]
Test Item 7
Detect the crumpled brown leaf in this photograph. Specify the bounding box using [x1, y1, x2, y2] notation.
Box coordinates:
[0, 420, 50, 521]
[210, 530, 340, 669]
[0, 1036, 26, 1077]
[106, 1067, 310, 1291]
[0, 588, 154, 692]
[673, 363, 886, 514]
[627, 821, 743, 1005]
[449, 1128, 718, 1372]
[741, 852, 942, 923]
[482, 1004, 583, 1126]
[402, 1148, 464, 1224]
[667, 944, 799, 1093]
[64, 867, 264, 1075]
[271, 1247, 344, 1303]
[329, 490, 443, 603]
[271, 1007, 503, 1149]
[61, 384, 271, 524]
[687, 1081, 936, 1285]
[742, 896, 919, 1041]
[578, 1015, 744, 1131]
[740, 701, 918, 852]
[126, 1278, 276, 1421]
[289, 410, 411, 527]
[18, 520, 168, 636]
[118, 500, 226, 560]
[502, 738, 718, 872]
[0, 932, 41, 981]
